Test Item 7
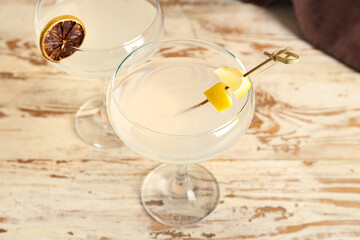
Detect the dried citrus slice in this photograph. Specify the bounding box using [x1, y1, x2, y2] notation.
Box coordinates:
[214, 68, 251, 99]
[204, 82, 233, 112]
[39, 15, 86, 63]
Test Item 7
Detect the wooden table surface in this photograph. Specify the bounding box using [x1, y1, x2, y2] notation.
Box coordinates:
[1, 0, 360, 239]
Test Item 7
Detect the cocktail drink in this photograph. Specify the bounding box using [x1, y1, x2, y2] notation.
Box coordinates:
[33, 0, 164, 148]
[107, 39, 255, 226]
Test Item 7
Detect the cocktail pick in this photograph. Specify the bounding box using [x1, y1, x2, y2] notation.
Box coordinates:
[176, 48, 299, 115]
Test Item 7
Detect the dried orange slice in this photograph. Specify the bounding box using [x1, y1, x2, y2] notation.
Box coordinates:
[39, 15, 86, 63]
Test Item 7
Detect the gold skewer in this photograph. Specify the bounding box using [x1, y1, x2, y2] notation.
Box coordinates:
[176, 48, 299, 115]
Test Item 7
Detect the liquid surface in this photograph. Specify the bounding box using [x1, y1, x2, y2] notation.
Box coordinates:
[114, 59, 248, 135]
[36, 0, 160, 78]
[40, 0, 157, 49]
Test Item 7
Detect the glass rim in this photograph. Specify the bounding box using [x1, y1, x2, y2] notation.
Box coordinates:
[110, 38, 253, 138]
[34, 0, 163, 52]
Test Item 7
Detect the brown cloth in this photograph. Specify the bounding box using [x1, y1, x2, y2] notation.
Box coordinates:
[241, 0, 360, 72]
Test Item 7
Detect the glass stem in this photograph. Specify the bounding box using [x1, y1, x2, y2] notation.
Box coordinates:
[170, 165, 195, 200]
[98, 77, 111, 122]
[99, 77, 110, 99]
[175, 165, 189, 183]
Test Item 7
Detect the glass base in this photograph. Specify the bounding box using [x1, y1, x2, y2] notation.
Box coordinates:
[75, 95, 123, 149]
[141, 164, 220, 226]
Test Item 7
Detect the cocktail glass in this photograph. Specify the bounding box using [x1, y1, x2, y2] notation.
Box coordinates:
[107, 39, 255, 226]
[33, 0, 164, 148]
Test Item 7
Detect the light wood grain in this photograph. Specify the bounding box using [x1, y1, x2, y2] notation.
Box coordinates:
[1, 0, 360, 239]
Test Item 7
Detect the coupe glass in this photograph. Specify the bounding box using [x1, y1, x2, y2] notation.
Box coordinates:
[107, 39, 255, 226]
[33, 0, 164, 148]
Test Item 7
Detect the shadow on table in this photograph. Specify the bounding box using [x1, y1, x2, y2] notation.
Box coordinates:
[266, 1, 302, 39]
